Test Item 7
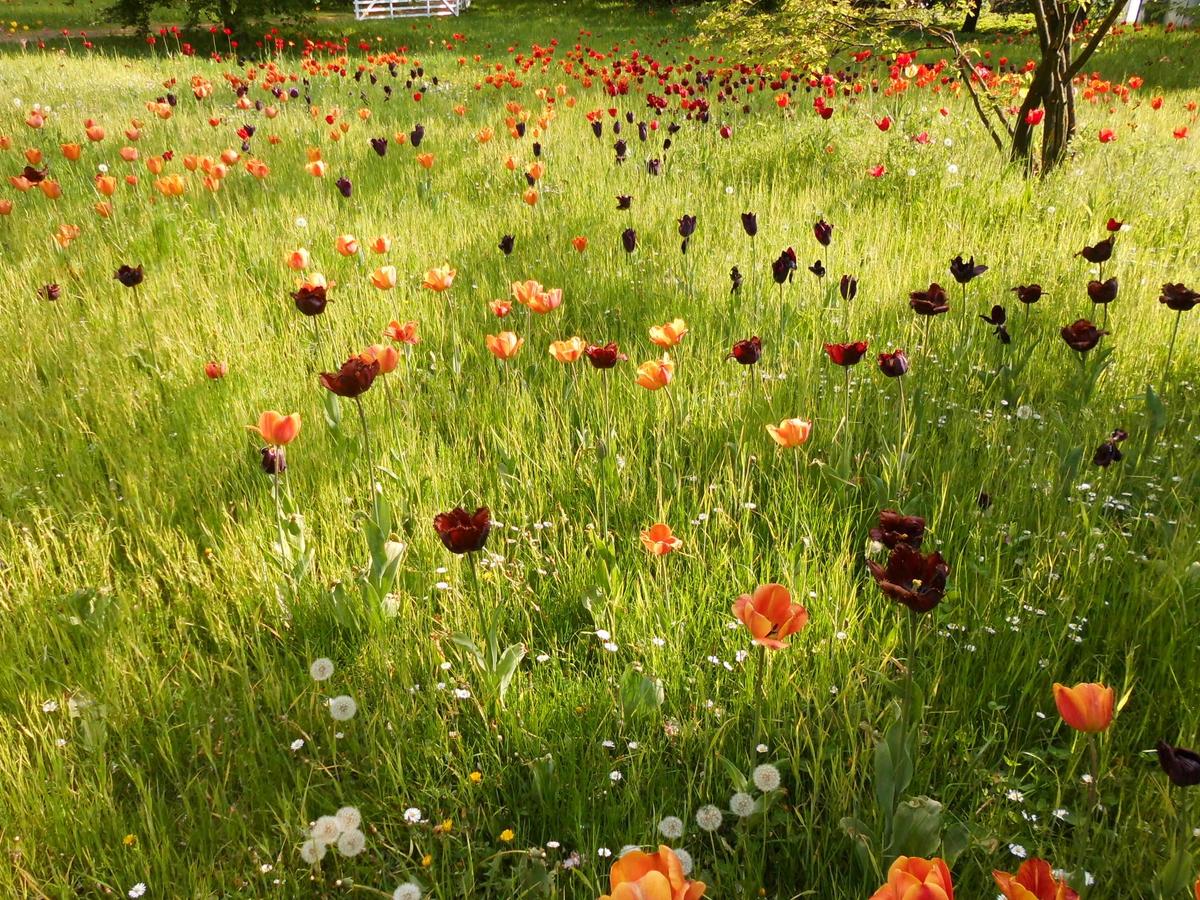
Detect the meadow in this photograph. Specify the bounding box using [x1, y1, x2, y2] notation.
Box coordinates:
[0, 4, 1199, 898]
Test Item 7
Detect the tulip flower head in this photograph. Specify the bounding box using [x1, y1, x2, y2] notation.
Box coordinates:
[824, 341, 868, 367]
[371, 266, 398, 290]
[599, 845, 705, 900]
[870, 856, 954, 900]
[384, 320, 420, 345]
[878, 349, 910, 377]
[252, 410, 301, 446]
[1060, 319, 1108, 354]
[640, 523, 681, 557]
[585, 342, 627, 370]
[1157, 741, 1200, 787]
[732, 584, 809, 649]
[910, 283, 951, 316]
[635, 354, 674, 391]
[423, 264, 456, 293]
[993, 859, 1078, 900]
[204, 360, 228, 380]
[433, 506, 491, 554]
[486, 331, 524, 360]
[1053, 682, 1114, 733]
[549, 337, 586, 363]
[649, 319, 688, 348]
[728, 336, 762, 365]
[293, 276, 330, 316]
[766, 418, 812, 448]
[320, 355, 380, 398]
[870, 510, 925, 549]
[867, 544, 950, 613]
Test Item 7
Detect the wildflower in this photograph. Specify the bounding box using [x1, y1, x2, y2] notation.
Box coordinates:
[309, 658, 335, 681]
[695, 805, 723, 832]
[752, 763, 781, 792]
[311, 816, 342, 844]
[403, 808, 423, 824]
[335, 807, 361, 831]
[499, 829, 515, 842]
[393, 883, 423, 900]
[328, 695, 357, 721]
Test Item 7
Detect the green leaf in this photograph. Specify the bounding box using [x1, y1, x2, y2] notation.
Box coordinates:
[889, 796, 944, 859]
[619, 666, 664, 719]
[494, 642, 526, 703]
[322, 391, 342, 430]
[1146, 384, 1167, 430]
[941, 821, 969, 866]
[1158, 847, 1194, 895]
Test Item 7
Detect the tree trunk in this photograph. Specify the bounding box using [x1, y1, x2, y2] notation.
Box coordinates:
[962, 0, 984, 32]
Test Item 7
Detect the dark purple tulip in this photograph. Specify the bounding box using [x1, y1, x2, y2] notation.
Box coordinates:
[21, 165, 47, 184]
[498, 234, 514, 256]
[621, 228, 637, 254]
[1077, 236, 1114, 264]
[869, 509, 925, 549]
[410, 123, 425, 147]
[1157, 741, 1200, 787]
[293, 283, 329, 317]
[839, 274, 857, 301]
[370, 136, 388, 157]
[115, 265, 144, 288]
[980, 305, 1010, 344]
[336, 177, 352, 198]
[772, 247, 797, 285]
[1092, 428, 1128, 467]
[813, 218, 832, 247]
[1012, 284, 1044, 305]
[727, 336, 762, 365]
[532, 142, 542, 157]
[614, 140, 627, 163]
[909, 283, 950, 316]
[740, 212, 758, 237]
[260, 446, 286, 475]
[1087, 277, 1118, 304]
[647, 158, 662, 176]
[809, 259, 826, 279]
[1061, 319, 1108, 353]
[616, 195, 632, 210]
[591, 120, 603, 138]
[1160, 283, 1200, 312]
[585, 342, 627, 369]
[730, 266, 743, 293]
[637, 122, 648, 141]
[950, 254, 988, 285]
[41, 283, 61, 301]
[877, 349, 909, 377]
[867, 544, 949, 613]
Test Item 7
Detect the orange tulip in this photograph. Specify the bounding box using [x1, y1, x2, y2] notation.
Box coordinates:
[362, 343, 399, 374]
[571, 235, 588, 253]
[732, 584, 809, 650]
[490, 300, 513, 318]
[306, 146, 323, 162]
[369, 236, 391, 254]
[61, 143, 82, 161]
[94, 201, 112, 218]
[416, 153, 435, 169]
[384, 320, 420, 345]
[522, 188, 539, 206]
[95, 174, 117, 196]
[9, 176, 32, 192]
[25, 112, 44, 129]
[870, 856, 954, 900]
[183, 155, 200, 172]
[640, 523, 681, 557]
[204, 360, 228, 380]
[766, 418, 812, 448]
[1053, 682, 1114, 733]
[503, 156, 518, 171]
[371, 266, 398, 290]
[119, 146, 138, 163]
[220, 148, 239, 166]
[202, 176, 221, 193]
[599, 845, 706, 900]
[548, 337, 585, 363]
[154, 175, 185, 197]
[649, 318, 688, 348]
[85, 124, 105, 142]
[476, 126, 494, 143]
[251, 411, 301, 446]
[0, 200, 12, 216]
[39, 180, 62, 199]
[526, 287, 563, 315]
[305, 160, 327, 177]
[287, 248, 311, 270]
[423, 264, 456, 293]
[335, 234, 360, 257]
[146, 155, 164, 175]
[527, 161, 545, 181]
[635, 354, 674, 391]
[486, 331, 524, 360]
[245, 159, 269, 179]
[511, 279, 544, 307]
[993, 859, 1078, 900]
[24, 147, 43, 165]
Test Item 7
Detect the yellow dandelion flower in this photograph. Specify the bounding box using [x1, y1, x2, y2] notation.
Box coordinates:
[468, 771, 483, 784]
[499, 829, 515, 843]
[421, 854, 433, 868]
[122, 834, 137, 847]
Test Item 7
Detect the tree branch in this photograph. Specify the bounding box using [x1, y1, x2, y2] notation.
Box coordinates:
[1068, 1, 1126, 78]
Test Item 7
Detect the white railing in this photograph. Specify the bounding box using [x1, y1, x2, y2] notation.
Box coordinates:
[354, 0, 470, 19]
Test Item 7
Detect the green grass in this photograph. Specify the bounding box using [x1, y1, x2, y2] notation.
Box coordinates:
[0, 4, 1199, 898]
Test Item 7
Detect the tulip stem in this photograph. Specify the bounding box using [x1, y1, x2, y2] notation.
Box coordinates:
[271, 471, 288, 568]
[1163, 310, 1182, 392]
[132, 284, 157, 370]
[752, 647, 767, 741]
[353, 397, 380, 526]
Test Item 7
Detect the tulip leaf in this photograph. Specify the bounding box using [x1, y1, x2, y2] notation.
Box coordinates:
[940, 820, 970, 865]
[1145, 384, 1167, 431]
[322, 391, 342, 431]
[889, 795, 943, 859]
[1158, 847, 1194, 894]
[494, 642, 526, 704]
[619, 666, 664, 720]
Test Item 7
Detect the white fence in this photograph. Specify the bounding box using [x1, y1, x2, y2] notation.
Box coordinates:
[353, 0, 470, 19]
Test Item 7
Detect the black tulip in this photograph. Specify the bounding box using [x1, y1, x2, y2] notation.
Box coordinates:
[370, 136, 388, 157]
[616, 195, 632, 210]
[498, 234, 514, 256]
[1157, 741, 1200, 787]
[1012, 284, 1044, 305]
[336, 177, 352, 198]
[410, 123, 425, 147]
[115, 265, 144, 288]
[622, 228, 637, 254]
[740, 212, 757, 237]
[730, 266, 743, 293]
[950, 254, 988, 284]
[839, 274, 857, 301]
